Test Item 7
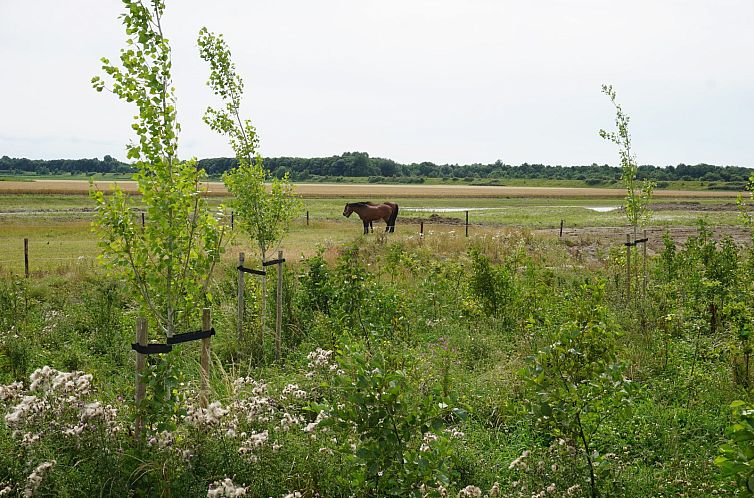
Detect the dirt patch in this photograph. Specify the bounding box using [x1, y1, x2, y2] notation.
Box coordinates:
[0, 180, 742, 199]
[544, 225, 752, 262]
[649, 202, 746, 212]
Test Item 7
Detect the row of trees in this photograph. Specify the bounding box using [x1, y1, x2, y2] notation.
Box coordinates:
[2, 153, 750, 185]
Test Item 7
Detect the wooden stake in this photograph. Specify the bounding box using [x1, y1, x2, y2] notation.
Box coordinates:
[626, 234, 631, 302]
[237, 252, 245, 344]
[200, 308, 211, 409]
[306, 210, 309, 226]
[643, 229, 648, 296]
[560, 219, 564, 237]
[141, 212, 145, 229]
[465, 211, 469, 237]
[275, 250, 283, 362]
[24, 238, 29, 278]
[231, 211, 234, 229]
[135, 317, 147, 441]
[420, 221, 424, 238]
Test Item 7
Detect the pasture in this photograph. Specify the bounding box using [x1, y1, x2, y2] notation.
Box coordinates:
[0, 183, 745, 275]
[1, 181, 752, 496]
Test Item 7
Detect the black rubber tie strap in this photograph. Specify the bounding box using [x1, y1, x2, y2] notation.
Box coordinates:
[237, 265, 266, 276]
[635, 237, 649, 243]
[167, 328, 216, 345]
[131, 343, 173, 355]
[263, 258, 286, 267]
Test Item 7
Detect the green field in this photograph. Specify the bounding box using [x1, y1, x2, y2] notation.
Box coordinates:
[0, 191, 744, 276]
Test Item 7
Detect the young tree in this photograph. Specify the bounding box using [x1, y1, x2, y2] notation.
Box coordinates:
[523, 282, 632, 498]
[599, 84, 654, 239]
[90, 0, 226, 339]
[198, 28, 301, 343]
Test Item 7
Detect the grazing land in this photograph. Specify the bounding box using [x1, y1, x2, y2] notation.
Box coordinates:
[1, 181, 753, 496]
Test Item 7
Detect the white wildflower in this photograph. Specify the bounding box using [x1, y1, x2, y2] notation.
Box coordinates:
[0, 381, 23, 402]
[420, 432, 438, 452]
[566, 484, 581, 496]
[303, 410, 329, 433]
[281, 384, 307, 400]
[508, 449, 530, 470]
[458, 485, 482, 498]
[207, 477, 247, 497]
[24, 460, 55, 498]
[487, 482, 500, 497]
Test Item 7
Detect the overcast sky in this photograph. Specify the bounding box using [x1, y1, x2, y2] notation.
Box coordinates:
[1, 0, 752, 166]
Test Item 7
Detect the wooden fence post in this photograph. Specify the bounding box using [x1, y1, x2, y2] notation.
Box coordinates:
[231, 211, 234, 229]
[24, 238, 29, 278]
[643, 229, 648, 296]
[135, 316, 147, 441]
[200, 308, 211, 409]
[237, 252, 245, 344]
[465, 211, 469, 237]
[626, 234, 631, 302]
[306, 211, 309, 226]
[560, 219, 564, 237]
[275, 250, 283, 362]
[420, 221, 424, 238]
[141, 212, 145, 229]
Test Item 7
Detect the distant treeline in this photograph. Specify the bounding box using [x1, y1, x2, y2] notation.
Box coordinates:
[2, 152, 752, 186]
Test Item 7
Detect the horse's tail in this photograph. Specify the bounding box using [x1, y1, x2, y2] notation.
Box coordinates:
[387, 203, 399, 233]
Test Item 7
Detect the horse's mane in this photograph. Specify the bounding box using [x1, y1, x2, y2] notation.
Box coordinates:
[349, 201, 375, 207]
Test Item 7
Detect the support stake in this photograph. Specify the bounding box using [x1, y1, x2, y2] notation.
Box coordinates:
[135, 317, 147, 442]
[643, 229, 648, 296]
[626, 234, 631, 302]
[24, 238, 29, 278]
[200, 308, 211, 409]
[275, 250, 283, 362]
[237, 252, 245, 344]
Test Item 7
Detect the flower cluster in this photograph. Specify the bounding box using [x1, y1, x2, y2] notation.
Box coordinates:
[456, 482, 500, 498]
[206, 477, 247, 497]
[185, 401, 229, 427]
[0, 381, 22, 402]
[307, 348, 334, 369]
[281, 383, 307, 400]
[24, 461, 55, 498]
[508, 450, 530, 470]
[303, 410, 329, 434]
[306, 348, 341, 377]
[420, 431, 438, 452]
[2, 367, 121, 445]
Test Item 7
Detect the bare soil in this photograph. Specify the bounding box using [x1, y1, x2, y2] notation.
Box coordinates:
[0, 180, 741, 199]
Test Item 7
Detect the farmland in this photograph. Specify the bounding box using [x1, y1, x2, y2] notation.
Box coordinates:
[0, 180, 753, 496]
[0, 183, 746, 274]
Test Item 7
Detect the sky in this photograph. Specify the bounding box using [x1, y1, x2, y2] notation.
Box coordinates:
[1, 0, 753, 167]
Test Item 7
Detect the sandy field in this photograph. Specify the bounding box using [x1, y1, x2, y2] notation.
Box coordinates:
[0, 179, 741, 199]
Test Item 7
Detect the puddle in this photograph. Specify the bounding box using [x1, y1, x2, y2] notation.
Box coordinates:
[586, 207, 620, 212]
[401, 207, 502, 213]
[401, 206, 621, 213]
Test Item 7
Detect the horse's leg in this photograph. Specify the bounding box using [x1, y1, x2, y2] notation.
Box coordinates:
[363, 220, 369, 234]
[384, 216, 390, 233]
[370, 221, 374, 233]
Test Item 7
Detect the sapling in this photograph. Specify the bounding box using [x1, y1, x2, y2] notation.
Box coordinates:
[198, 28, 301, 349]
[599, 84, 655, 240]
[523, 282, 631, 498]
[91, 0, 226, 340]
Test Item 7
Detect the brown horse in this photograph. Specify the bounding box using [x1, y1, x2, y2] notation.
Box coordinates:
[343, 202, 399, 234]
